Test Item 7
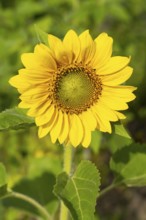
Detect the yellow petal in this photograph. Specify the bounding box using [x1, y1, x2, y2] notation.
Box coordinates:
[20, 93, 48, 106]
[20, 86, 48, 99]
[79, 30, 92, 46]
[35, 104, 55, 126]
[19, 94, 49, 109]
[79, 109, 97, 131]
[21, 76, 50, 85]
[33, 100, 52, 116]
[19, 68, 52, 78]
[10, 71, 51, 89]
[91, 33, 113, 69]
[50, 110, 63, 143]
[63, 30, 80, 63]
[78, 30, 95, 64]
[101, 66, 133, 85]
[92, 107, 112, 133]
[97, 56, 130, 75]
[58, 113, 69, 144]
[92, 102, 118, 122]
[9, 75, 30, 90]
[80, 121, 91, 148]
[27, 99, 52, 117]
[21, 52, 56, 71]
[97, 116, 112, 133]
[48, 34, 62, 51]
[18, 101, 31, 108]
[100, 96, 128, 110]
[48, 34, 69, 65]
[82, 130, 91, 148]
[38, 109, 58, 138]
[34, 43, 52, 57]
[18, 70, 53, 84]
[34, 44, 57, 71]
[69, 114, 84, 147]
[115, 111, 126, 119]
[102, 85, 136, 101]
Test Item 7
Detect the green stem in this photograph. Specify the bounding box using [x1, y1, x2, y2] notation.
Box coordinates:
[6, 190, 52, 220]
[98, 182, 119, 198]
[60, 145, 73, 220]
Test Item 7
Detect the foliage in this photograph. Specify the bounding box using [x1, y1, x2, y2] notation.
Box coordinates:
[0, 108, 34, 131]
[54, 160, 100, 220]
[0, 0, 146, 220]
[110, 143, 146, 187]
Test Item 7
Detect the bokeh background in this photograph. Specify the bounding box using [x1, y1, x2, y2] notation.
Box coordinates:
[0, 0, 146, 219]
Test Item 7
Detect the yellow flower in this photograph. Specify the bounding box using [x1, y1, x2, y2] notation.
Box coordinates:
[9, 30, 136, 148]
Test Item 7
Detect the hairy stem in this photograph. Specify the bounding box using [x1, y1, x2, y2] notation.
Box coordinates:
[60, 145, 73, 220]
[6, 190, 52, 220]
[98, 182, 120, 198]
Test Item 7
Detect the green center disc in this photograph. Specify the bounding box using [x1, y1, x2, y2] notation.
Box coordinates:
[56, 71, 94, 109]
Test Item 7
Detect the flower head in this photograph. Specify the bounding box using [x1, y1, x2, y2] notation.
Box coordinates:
[9, 30, 136, 147]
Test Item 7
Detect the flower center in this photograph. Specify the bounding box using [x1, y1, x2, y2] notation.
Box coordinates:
[53, 66, 102, 114]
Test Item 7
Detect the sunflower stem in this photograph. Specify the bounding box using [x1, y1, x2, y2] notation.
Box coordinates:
[98, 181, 121, 198]
[5, 190, 52, 220]
[60, 144, 73, 220]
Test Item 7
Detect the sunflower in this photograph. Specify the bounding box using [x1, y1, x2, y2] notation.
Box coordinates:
[9, 30, 136, 147]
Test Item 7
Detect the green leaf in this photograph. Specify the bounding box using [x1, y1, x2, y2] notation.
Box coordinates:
[106, 133, 132, 153]
[0, 163, 8, 198]
[0, 108, 35, 131]
[34, 25, 49, 46]
[54, 160, 100, 220]
[110, 143, 146, 186]
[3, 172, 58, 215]
[112, 121, 131, 139]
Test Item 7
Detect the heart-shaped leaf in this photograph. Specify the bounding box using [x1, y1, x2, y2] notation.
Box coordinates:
[112, 121, 131, 139]
[54, 160, 100, 220]
[110, 143, 146, 186]
[0, 108, 34, 131]
[35, 25, 49, 46]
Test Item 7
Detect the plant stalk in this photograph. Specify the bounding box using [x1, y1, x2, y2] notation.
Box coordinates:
[98, 182, 119, 198]
[60, 144, 73, 220]
[6, 190, 52, 220]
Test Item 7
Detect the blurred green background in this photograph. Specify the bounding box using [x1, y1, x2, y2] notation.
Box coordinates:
[0, 0, 146, 219]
